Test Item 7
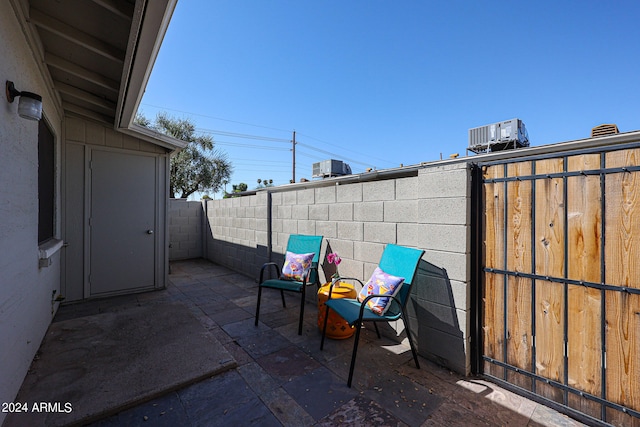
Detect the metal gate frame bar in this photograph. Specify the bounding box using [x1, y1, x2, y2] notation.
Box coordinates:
[473, 140, 640, 425]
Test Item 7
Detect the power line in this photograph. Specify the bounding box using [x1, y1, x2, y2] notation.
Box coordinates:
[141, 103, 391, 169]
[297, 142, 375, 169]
[140, 103, 292, 133]
[214, 140, 290, 151]
[233, 158, 289, 164]
[234, 167, 291, 172]
[211, 136, 372, 169]
[295, 150, 326, 162]
[197, 128, 290, 143]
[296, 131, 397, 167]
[233, 161, 290, 168]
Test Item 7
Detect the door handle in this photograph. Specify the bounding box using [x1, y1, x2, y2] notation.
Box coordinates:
[147, 230, 154, 234]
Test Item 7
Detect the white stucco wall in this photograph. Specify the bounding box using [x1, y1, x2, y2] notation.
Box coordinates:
[0, 2, 64, 422]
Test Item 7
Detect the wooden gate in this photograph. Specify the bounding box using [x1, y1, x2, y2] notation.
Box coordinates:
[480, 144, 640, 426]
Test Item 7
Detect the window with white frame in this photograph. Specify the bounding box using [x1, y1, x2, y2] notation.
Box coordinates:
[38, 119, 55, 244]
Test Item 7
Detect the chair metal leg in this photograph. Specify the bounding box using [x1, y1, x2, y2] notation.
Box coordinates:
[347, 320, 362, 388]
[255, 286, 262, 326]
[401, 309, 420, 369]
[320, 304, 330, 350]
[298, 292, 305, 335]
[373, 322, 381, 339]
[280, 290, 286, 307]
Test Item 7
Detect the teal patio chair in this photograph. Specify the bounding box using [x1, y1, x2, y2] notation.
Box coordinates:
[320, 244, 424, 387]
[255, 234, 323, 335]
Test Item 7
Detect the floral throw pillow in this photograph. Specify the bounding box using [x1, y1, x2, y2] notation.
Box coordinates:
[357, 267, 405, 315]
[281, 251, 315, 282]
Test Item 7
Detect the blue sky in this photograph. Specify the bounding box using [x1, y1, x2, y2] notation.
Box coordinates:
[139, 1, 639, 198]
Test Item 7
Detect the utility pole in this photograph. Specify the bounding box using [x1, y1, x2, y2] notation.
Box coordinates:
[292, 130, 296, 183]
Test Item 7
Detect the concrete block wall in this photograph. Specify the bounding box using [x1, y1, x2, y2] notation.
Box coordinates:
[169, 199, 204, 260]
[205, 192, 268, 274]
[200, 162, 472, 375]
[409, 164, 471, 374]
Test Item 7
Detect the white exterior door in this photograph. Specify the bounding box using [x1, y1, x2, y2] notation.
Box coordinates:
[89, 149, 157, 296]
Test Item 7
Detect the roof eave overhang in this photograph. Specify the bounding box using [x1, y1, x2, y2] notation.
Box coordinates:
[124, 123, 188, 151]
[115, 0, 182, 151]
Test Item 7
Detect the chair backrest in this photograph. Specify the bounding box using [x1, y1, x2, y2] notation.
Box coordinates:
[286, 234, 323, 283]
[378, 244, 425, 314]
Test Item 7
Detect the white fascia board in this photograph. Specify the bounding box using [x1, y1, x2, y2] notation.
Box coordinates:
[124, 123, 188, 151]
[115, 0, 179, 147]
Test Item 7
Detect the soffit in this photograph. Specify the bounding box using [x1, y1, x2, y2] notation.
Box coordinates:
[19, 0, 185, 150]
[29, 0, 135, 124]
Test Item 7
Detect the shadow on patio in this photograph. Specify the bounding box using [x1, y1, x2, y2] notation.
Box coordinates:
[7, 259, 586, 426]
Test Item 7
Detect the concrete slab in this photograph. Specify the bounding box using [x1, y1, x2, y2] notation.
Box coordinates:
[236, 329, 292, 359]
[316, 396, 407, 426]
[255, 346, 322, 385]
[89, 390, 191, 427]
[5, 260, 591, 427]
[5, 300, 236, 426]
[282, 366, 358, 421]
[176, 370, 280, 426]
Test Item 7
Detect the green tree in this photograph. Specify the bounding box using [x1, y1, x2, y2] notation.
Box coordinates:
[256, 178, 274, 189]
[136, 112, 232, 199]
[233, 182, 248, 192]
[223, 182, 248, 198]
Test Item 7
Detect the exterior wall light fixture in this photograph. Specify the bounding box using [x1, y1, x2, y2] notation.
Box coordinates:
[5, 80, 42, 121]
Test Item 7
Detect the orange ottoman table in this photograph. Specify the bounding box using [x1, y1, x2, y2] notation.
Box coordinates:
[317, 282, 356, 339]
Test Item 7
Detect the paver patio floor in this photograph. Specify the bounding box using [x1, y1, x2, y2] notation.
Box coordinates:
[8, 259, 588, 426]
